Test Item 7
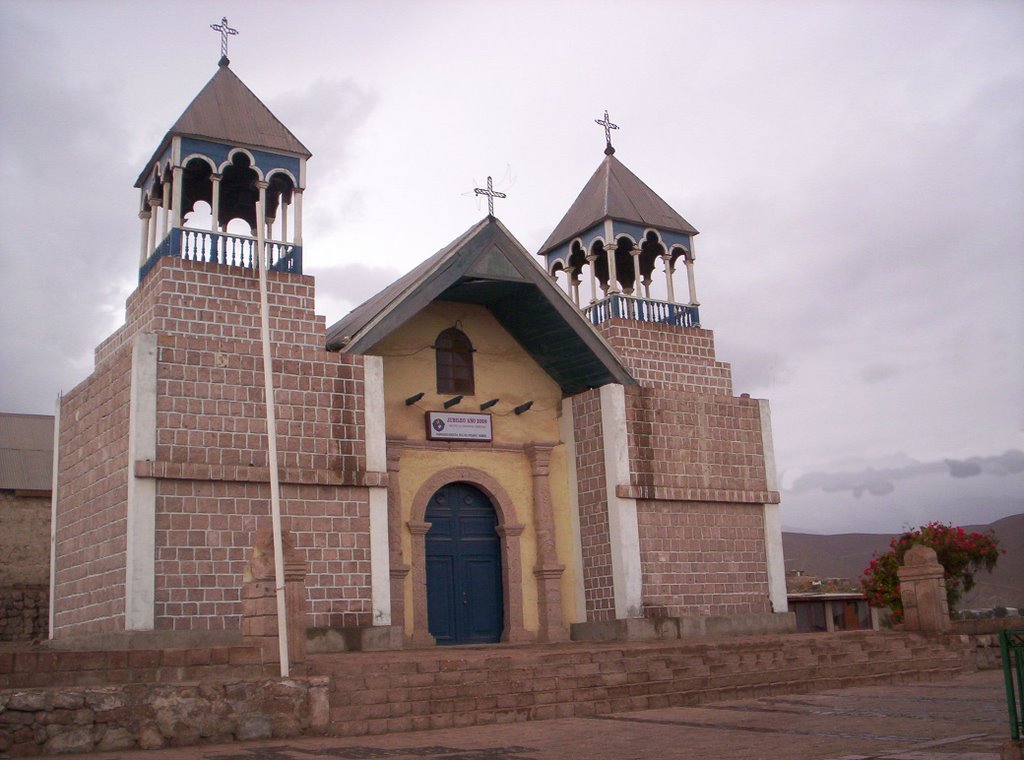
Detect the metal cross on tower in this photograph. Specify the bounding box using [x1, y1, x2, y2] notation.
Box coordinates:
[474, 176, 507, 217]
[210, 16, 239, 61]
[595, 110, 619, 154]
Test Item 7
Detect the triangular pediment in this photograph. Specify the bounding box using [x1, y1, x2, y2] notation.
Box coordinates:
[326, 218, 635, 394]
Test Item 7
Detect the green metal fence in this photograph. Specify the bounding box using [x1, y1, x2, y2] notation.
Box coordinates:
[1001, 629, 1024, 741]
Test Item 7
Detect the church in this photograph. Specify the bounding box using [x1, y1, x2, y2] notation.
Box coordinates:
[49, 49, 789, 650]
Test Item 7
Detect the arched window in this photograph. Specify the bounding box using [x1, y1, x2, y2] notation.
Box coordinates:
[435, 328, 474, 394]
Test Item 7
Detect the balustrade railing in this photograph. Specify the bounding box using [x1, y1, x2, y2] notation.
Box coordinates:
[583, 294, 700, 328]
[139, 228, 302, 281]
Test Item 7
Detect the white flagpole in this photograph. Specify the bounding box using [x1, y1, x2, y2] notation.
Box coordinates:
[255, 180, 290, 677]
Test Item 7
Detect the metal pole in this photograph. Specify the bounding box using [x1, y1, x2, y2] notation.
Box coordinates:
[255, 180, 290, 677]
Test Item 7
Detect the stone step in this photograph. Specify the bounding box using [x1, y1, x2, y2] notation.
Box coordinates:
[0, 645, 278, 688]
[314, 631, 963, 737]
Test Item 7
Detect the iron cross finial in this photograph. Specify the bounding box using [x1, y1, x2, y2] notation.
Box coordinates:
[595, 109, 619, 154]
[474, 176, 507, 217]
[210, 16, 239, 62]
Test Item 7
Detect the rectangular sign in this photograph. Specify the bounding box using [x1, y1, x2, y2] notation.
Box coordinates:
[425, 411, 493, 442]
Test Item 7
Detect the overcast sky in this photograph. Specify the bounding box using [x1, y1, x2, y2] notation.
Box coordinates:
[1, 0, 1021, 534]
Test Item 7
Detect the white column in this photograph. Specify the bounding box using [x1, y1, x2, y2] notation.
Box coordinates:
[565, 267, 580, 306]
[280, 196, 289, 244]
[147, 198, 160, 257]
[363, 355, 392, 626]
[586, 253, 598, 304]
[171, 166, 184, 228]
[48, 395, 61, 639]
[629, 248, 642, 297]
[210, 174, 222, 233]
[559, 398, 587, 623]
[125, 333, 158, 630]
[599, 384, 643, 619]
[684, 249, 699, 306]
[661, 253, 676, 303]
[758, 398, 788, 613]
[161, 180, 172, 238]
[292, 187, 303, 246]
[138, 210, 152, 266]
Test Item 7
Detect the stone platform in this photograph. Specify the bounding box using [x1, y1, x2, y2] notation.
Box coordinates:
[0, 630, 966, 756]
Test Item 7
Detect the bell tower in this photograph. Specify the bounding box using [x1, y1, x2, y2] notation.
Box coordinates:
[134, 32, 310, 282]
[537, 112, 700, 328]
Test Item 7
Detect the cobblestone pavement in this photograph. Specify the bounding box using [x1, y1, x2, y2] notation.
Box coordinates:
[74, 669, 1014, 760]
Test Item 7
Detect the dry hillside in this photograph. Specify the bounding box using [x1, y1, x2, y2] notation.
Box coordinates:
[782, 513, 1023, 610]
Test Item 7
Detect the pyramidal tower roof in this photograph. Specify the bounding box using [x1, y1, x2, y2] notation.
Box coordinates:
[538, 152, 697, 257]
[136, 60, 310, 186]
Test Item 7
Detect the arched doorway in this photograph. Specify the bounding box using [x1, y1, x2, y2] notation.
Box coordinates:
[425, 482, 504, 645]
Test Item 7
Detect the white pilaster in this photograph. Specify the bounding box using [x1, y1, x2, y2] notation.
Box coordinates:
[758, 398, 787, 613]
[559, 398, 587, 623]
[599, 384, 643, 619]
[48, 395, 61, 639]
[125, 333, 158, 630]
[363, 355, 391, 625]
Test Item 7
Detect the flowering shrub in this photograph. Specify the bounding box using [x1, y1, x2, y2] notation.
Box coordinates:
[861, 522, 1001, 623]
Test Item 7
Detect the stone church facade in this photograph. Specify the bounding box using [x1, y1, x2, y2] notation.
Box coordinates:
[50, 57, 789, 648]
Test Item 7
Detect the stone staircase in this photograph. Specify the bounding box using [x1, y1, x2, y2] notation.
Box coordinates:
[312, 630, 963, 737]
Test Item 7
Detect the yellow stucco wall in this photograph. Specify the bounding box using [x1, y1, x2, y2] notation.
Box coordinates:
[368, 301, 582, 637]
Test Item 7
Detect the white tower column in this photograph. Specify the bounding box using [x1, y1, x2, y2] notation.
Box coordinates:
[629, 247, 642, 297]
[586, 253, 599, 304]
[661, 253, 676, 303]
[210, 174, 222, 233]
[684, 243, 699, 306]
[161, 179, 172, 239]
[138, 210, 152, 265]
[292, 187, 304, 246]
[147, 198, 160, 257]
[171, 165, 184, 228]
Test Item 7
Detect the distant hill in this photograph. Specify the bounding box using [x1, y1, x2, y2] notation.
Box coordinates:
[782, 513, 1024, 610]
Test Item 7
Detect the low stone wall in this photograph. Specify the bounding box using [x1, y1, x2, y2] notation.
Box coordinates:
[0, 586, 48, 642]
[0, 676, 328, 756]
[946, 615, 1024, 671]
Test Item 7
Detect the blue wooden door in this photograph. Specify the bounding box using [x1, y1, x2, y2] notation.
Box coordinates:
[425, 482, 503, 645]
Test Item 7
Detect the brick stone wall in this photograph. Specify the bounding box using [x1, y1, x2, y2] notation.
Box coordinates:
[0, 585, 48, 641]
[0, 493, 51, 587]
[55, 257, 374, 635]
[623, 388, 774, 504]
[596, 320, 733, 394]
[637, 501, 771, 617]
[54, 346, 133, 636]
[570, 318, 778, 624]
[570, 390, 615, 622]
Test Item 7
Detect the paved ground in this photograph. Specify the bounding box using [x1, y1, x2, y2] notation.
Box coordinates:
[75, 669, 1015, 760]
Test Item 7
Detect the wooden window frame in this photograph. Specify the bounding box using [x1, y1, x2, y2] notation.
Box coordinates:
[435, 327, 475, 395]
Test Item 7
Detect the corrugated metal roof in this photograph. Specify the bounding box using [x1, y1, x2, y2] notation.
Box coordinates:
[538, 153, 698, 257]
[0, 413, 54, 492]
[325, 217, 635, 394]
[136, 62, 310, 186]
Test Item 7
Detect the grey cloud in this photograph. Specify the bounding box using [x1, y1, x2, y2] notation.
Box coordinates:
[790, 450, 1024, 498]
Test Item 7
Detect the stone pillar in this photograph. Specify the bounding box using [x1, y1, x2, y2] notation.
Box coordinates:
[605, 241, 620, 295]
[292, 187, 304, 246]
[386, 445, 410, 634]
[406, 520, 435, 647]
[897, 545, 951, 634]
[171, 165, 184, 228]
[526, 443, 567, 642]
[241, 529, 310, 664]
